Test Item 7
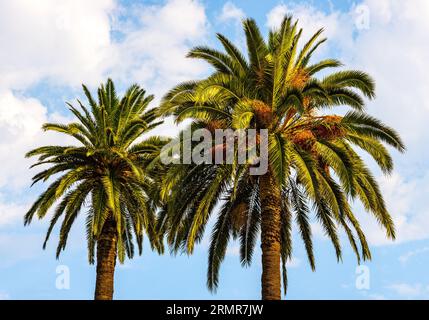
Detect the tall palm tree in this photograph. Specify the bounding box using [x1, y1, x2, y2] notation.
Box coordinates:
[25, 79, 168, 300]
[158, 16, 405, 300]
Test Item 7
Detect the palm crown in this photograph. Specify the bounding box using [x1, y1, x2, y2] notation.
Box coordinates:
[25, 79, 168, 299]
[158, 16, 405, 298]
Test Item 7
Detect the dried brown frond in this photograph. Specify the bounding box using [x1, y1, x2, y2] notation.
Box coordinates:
[205, 120, 226, 133]
[255, 68, 266, 86]
[312, 116, 345, 140]
[230, 202, 248, 232]
[252, 100, 273, 128]
[291, 129, 316, 148]
[291, 69, 310, 89]
[318, 158, 331, 176]
[303, 97, 311, 109]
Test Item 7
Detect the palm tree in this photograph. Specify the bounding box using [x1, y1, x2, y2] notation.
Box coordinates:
[158, 16, 405, 300]
[25, 79, 168, 300]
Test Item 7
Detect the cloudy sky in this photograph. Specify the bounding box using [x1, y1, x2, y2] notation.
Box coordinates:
[0, 0, 428, 300]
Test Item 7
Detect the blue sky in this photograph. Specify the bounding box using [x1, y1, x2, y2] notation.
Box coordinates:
[0, 0, 429, 300]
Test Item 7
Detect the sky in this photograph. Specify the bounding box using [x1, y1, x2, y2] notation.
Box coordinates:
[0, 0, 429, 300]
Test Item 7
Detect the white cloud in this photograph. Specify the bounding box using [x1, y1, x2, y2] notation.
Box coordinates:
[0, 233, 43, 267]
[0, 0, 115, 89]
[355, 172, 429, 246]
[387, 283, 429, 299]
[0, 90, 76, 227]
[266, 4, 288, 30]
[0, 91, 72, 191]
[110, 0, 208, 98]
[399, 247, 429, 264]
[342, 1, 429, 149]
[0, 0, 209, 94]
[0, 195, 28, 227]
[218, 2, 245, 24]
[0, 291, 10, 300]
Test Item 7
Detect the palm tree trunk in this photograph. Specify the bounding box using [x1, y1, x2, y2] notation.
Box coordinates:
[259, 170, 282, 300]
[94, 218, 117, 300]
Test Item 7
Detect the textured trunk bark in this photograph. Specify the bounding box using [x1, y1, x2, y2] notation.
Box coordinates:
[259, 170, 282, 300]
[94, 218, 117, 300]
